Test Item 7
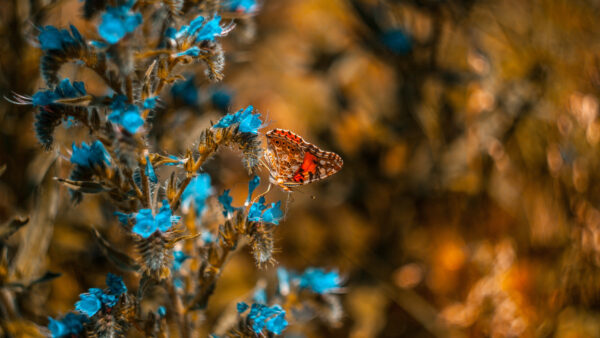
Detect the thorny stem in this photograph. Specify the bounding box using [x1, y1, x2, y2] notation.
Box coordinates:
[185, 244, 234, 313]
[139, 167, 151, 208]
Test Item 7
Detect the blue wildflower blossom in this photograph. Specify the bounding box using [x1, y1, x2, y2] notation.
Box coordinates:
[143, 96, 158, 109]
[108, 94, 144, 133]
[132, 200, 179, 237]
[218, 189, 237, 217]
[248, 198, 283, 224]
[71, 141, 111, 168]
[211, 87, 232, 111]
[133, 209, 157, 238]
[145, 156, 157, 183]
[213, 105, 262, 134]
[182, 174, 212, 214]
[202, 231, 214, 243]
[246, 175, 260, 205]
[38, 25, 84, 51]
[171, 76, 198, 106]
[172, 15, 222, 43]
[253, 288, 267, 304]
[75, 293, 102, 317]
[106, 273, 127, 296]
[277, 267, 290, 295]
[158, 306, 166, 317]
[381, 29, 412, 55]
[33, 78, 86, 106]
[298, 268, 341, 294]
[247, 303, 288, 335]
[237, 301, 249, 313]
[248, 196, 267, 222]
[172, 250, 190, 271]
[262, 201, 283, 225]
[98, 2, 143, 44]
[48, 313, 86, 338]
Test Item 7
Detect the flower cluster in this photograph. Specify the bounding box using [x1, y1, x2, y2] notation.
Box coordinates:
[75, 273, 128, 317]
[71, 141, 111, 168]
[32, 78, 86, 107]
[107, 95, 144, 134]
[131, 200, 181, 238]
[98, 1, 142, 44]
[47, 313, 87, 338]
[237, 302, 288, 335]
[213, 105, 262, 134]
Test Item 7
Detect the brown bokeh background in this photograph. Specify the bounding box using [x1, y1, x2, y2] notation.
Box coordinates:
[3, 0, 600, 337]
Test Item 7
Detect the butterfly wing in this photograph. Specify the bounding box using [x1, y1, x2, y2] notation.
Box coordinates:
[265, 129, 306, 186]
[265, 129, 343, 189]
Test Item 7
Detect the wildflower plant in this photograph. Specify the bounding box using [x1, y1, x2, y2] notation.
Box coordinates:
[7, 0, 344, 336]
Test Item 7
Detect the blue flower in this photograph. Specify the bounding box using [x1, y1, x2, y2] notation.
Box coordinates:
[262, 201, 283, 225]
[133, 209, 157, 238]
[145, 156, 157, 183]
[75, 293, 102, 317]
[71, 141, 111, 168]
[143, 96, 158, 109]
[237, 301, 249, 313]
[106, 273, 127, 296]
[248, 196, 267, 222]
[48, 317, 68, 337]
[182, 174, 212, 215]
[213, 106, 262, 134]
[381, 29, 412, 55]
[39, 25, 84, 51]
[253, 288, 267, 304]
[211, 87, 232, 111]
[48, 313, 86, 338]
[108, 95, 144, 133]
[247, 303, 288, 335]
[246, 175, 260, 204]
[158, 306, 166, 317]
[132, 201, 179, 237]
[298, 268, 341, 294]
[218, 189, 237, 217]
[98, 3, 142, 44]
[172, 250, 190, 271]
[227, 0, 258, 13]
[172, 15, 223, 43]
[202, 231, 214, 243]
[277, 267, 290, 295]
[33, 78, 86, 106]
[265, 312, 288, 335]
[248, 198, 283, 225]
[171, 76, 198, 106]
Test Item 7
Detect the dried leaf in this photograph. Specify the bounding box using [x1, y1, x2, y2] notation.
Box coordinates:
[0, 216, 29, 242]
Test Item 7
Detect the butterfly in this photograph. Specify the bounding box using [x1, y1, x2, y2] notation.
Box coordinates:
[264, 129, 343, 191]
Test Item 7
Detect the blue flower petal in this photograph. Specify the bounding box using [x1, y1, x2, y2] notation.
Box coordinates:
[218, 189, 236, 217]
[298, 268, 341, 294]
[248, 196, 266, 222]
[182, 174, 212, 215]
[262, 201, 283, 225]
[98, 5, 142, 44]
[237, 302, 249, 313]
[246, 175, 260, 204]
[133, 209, 158, 238]
[265, 312, 288, 335]
[75, 293, 102, 317]
[106, 273, 127, 295]
[145, 156, 157, 183]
